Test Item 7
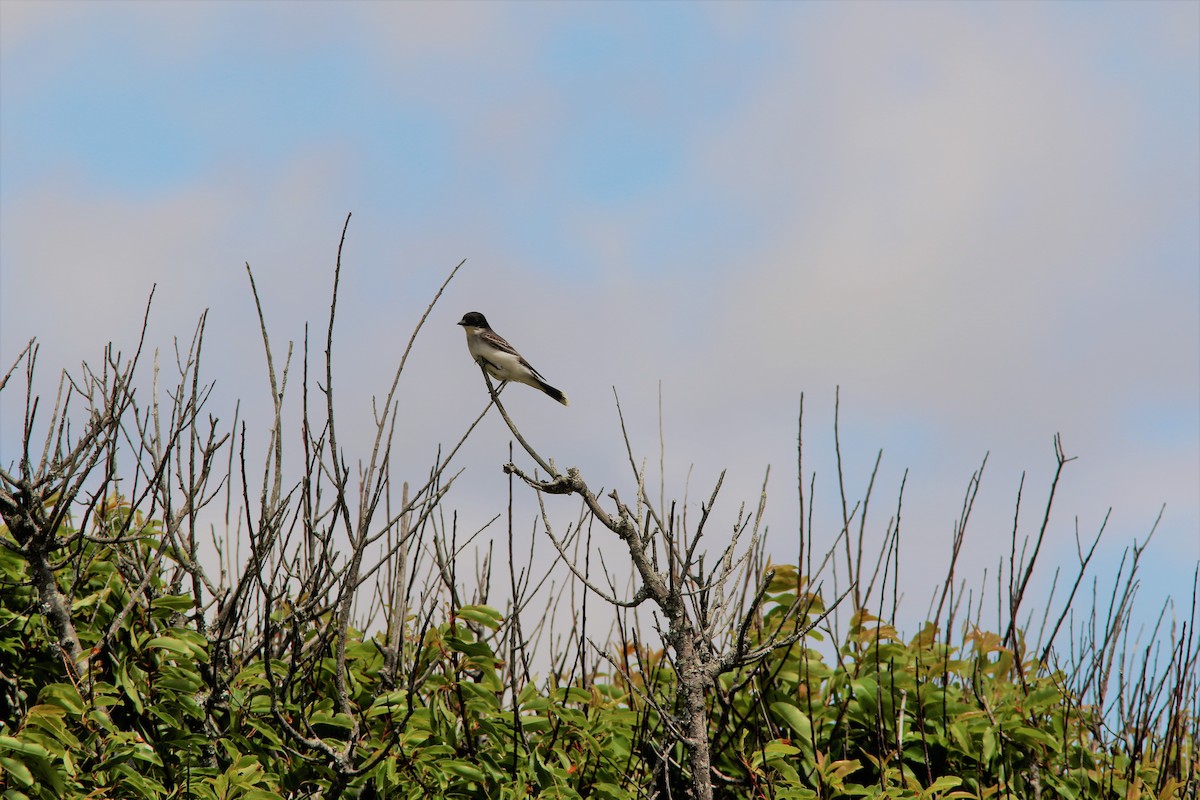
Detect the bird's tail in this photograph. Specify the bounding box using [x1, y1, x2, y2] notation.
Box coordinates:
[534, 378, 569, 406]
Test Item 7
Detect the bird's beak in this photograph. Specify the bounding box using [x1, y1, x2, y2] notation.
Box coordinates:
[456, 320, 466, 326]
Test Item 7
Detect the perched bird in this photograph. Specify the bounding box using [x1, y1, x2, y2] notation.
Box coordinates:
[457, 311, 569, 405]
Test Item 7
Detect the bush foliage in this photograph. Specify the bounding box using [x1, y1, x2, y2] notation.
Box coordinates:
[0, 502, 1194, 798]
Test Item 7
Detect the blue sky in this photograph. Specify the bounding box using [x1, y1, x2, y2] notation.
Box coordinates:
[2, 1, 1197, 647]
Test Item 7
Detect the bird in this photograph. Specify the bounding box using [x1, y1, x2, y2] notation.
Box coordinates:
[457, 311, 569, 405]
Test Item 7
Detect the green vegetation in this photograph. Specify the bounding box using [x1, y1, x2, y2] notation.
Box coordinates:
[0, 500, 1194, 798]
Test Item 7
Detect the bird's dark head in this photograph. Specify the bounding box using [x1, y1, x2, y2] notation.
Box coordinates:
[458, 312, 489, 328]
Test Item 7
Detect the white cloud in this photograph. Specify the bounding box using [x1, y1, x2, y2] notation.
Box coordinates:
[605, 3, 1200, 624]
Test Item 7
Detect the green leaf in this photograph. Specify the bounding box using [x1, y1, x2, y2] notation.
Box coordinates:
[762, 740, 801, 760]
[457, 605, 504, 630]
[0, 756, 34, 787]
[243, 719, 283, 748]
[7, 731, 64, 759]
[368, 691, 412, 716]
[38, 684, 83, 715]
[130, 742, 164, 766]
[770, 702, 814, 747]
[447, 637, 495, 660]
[982, 728, 996, 763]
[921, 775, 963, 796]
[520, 716, 552, 733]
[146, 635, 193, 656]
[556, 687, 592, 705]
[25, 705, 68, 735]
[310, 710, 355, 732]
[116, 664, 144, 714]
[1010, 724, 1058, 751]
[0, 736, 50, 760]
[441, 758, 486, 782]
[150, 594, 195, 613]
[1027, 685, 1061, 708]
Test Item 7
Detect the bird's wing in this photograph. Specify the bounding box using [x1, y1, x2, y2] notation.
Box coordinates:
[481, 329, 546, 379]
